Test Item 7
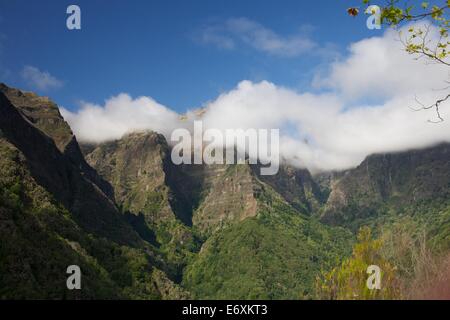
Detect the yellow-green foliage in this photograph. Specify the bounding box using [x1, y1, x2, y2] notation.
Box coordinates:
[316, 227, 400, 300]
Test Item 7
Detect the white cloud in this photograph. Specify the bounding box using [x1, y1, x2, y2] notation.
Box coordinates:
[21, 65, 63, 91]
[198, 17, 316, 57]
[64, 23, 450, 172]
[61, 93, 183, 143]
[199, 80, 450, 172]
[314, 24, 450, 100]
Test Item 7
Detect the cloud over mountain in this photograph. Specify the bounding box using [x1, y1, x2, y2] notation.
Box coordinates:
[62, 94, 182, 143]
[63, 23, 450, 172]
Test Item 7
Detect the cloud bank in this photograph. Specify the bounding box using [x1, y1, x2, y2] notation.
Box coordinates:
[62, 24, 450, 172]
[62, 94, 182, 143]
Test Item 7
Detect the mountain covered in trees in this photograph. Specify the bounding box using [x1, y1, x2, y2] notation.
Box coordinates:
[0, 83, 449, 299]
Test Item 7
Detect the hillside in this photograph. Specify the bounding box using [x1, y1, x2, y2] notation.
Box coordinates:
[0, 85, 186, 299]
[0, 83, 449, 299]
[84, 134, 354, 298]
[320, 144, 450, 250]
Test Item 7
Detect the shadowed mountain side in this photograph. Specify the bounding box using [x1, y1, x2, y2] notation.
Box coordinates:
[84, 131, 195, 226]
[254, 164, 326, 214]
[321, 143, 450, 227]
[0, 88, 190, 299]
[0, 91, 137, 245]
[0, 83, 115, 201]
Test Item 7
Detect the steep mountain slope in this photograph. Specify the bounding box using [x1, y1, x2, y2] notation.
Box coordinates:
[2, 83, 448, 299]
[183, 178, 352, 299]
[321, 144, 450, 226]
[84, 133, 330, 235]
[0, 83, 115, 200]
[319, 144, 450, 254]
[83, 132, 201, 280]
[83, 131, 354, 299]
[190, 163, 327, 235]
[0, 84, 73, 151]
[255, 164, 326, 214]
[191, 164, 259, 236]
[85, 132, 180, 225]
[0, 88, 186, 299]
[0, 90, 132, 243]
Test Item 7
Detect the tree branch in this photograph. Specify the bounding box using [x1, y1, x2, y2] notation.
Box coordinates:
[410, 93, 450, 122]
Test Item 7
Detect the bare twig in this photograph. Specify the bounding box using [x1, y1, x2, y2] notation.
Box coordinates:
[410, 93, 450, 122]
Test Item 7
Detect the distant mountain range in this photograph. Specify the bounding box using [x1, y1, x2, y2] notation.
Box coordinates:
[0, 83, 448, 299]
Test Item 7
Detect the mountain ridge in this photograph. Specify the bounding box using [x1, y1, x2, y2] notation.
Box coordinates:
[1, 83, 449, 299]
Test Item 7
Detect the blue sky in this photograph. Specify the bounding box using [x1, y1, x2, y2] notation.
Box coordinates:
[1, 0, 384, 112]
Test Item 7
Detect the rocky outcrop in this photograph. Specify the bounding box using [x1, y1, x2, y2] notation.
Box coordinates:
[84, 131, 192, 225]
[255, 164, 326, 214]
[0, 90, 137, 244]
[0, 83, 115, 200]
[0, 86, 183, 299]
[321, 144, 450, 225]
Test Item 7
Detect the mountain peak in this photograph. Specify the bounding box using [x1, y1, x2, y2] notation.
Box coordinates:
[0, 83, 73, 151]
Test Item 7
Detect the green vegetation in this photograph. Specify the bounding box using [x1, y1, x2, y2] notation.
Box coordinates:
[0, 137, 180, 299]
[182, 185, 353, 299]
[317, 219, 450, 300]
[316, 227, 400, 300]
[1, 84, 449, 300]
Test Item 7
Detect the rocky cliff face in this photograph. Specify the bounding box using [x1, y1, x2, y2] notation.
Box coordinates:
[0, 85, 186, 299]
[190, 162, 327, 236]
[321, 144, 450, 226]
[81, 129, 348, 298]
[84, 133, 328, 238]
[83, 131, 202, 280]
[191, 163, 260, 235]
[0, 83, 115, 200]
[256, 164, 326, 214]
[0, 86, 130, 243]
[0, 83, 73, 151]
[85, 132, 177, 224]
